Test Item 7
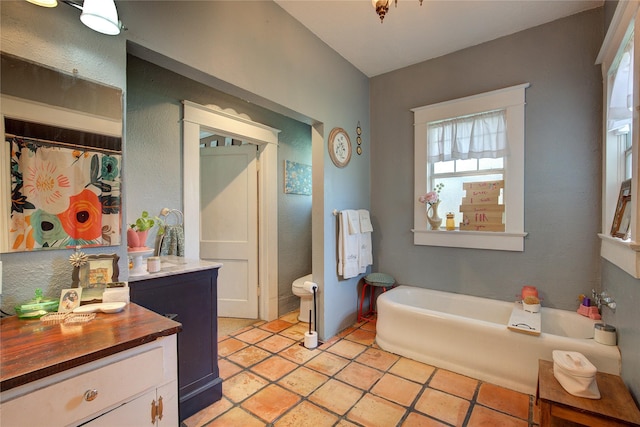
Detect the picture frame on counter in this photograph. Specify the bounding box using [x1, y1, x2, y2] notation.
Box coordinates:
[59, 288, 82, 312]
[72, 253, 120, 288]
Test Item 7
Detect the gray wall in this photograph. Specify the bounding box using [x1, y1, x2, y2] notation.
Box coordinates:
[126, 55, 312, 316]
[0, 1, 371, 340]
[371, 7, 640, 402]
[371, 9, 602, 307]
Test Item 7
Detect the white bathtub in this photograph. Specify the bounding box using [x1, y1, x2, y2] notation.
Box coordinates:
[376, 286, 621, 395]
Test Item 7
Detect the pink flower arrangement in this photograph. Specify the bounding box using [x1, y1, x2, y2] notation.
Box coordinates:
[418, 183, 444, 206]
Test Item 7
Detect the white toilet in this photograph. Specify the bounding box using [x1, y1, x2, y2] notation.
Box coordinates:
[292, 274, 315, 322]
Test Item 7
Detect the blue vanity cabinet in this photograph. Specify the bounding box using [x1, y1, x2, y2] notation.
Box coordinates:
[129, 265, 221, 421]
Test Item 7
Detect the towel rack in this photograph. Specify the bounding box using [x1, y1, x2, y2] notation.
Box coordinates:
[160, 208, 184, 225]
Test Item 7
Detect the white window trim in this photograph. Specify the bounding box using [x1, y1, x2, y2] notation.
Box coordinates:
[596, 0, 640, 278]
[412, 83, 529, 251]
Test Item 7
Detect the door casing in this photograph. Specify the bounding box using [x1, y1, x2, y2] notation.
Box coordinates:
[183, 100, 279, 321]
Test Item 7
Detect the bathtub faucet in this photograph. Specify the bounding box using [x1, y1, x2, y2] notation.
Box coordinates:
[592, 289, 617, 312]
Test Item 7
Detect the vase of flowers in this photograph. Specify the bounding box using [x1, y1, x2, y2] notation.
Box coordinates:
[419, 183, 444, 230]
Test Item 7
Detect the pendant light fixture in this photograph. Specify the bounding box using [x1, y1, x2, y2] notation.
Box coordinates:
[80, 0, 122, 36]
[24, 0, 123, 36]
[26, 0, 58, 7]
[372, 0, 423, 23]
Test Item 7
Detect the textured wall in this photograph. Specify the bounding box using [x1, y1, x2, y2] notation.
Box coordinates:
[126, 56, 312, 317]
[370, 9, 603, 309]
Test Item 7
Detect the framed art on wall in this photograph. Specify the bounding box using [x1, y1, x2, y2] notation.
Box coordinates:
[611, 179, 632, 239]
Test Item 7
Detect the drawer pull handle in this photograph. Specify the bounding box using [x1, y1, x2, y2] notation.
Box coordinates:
[83, 389, 98, 402]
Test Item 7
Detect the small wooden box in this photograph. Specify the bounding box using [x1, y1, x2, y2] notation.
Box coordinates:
[459, 223, 506, 232]
[462, 180, 504, 191]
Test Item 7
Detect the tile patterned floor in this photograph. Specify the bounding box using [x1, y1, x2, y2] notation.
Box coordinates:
[183, 312, 541, 427]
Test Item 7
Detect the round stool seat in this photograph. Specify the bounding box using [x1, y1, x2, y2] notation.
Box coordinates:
[359, 273, 396, 322]
[364, 273, 395, 287]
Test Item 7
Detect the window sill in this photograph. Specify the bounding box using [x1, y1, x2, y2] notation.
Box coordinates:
[599, 233, 640, 278]
[413, 229, 527, 251]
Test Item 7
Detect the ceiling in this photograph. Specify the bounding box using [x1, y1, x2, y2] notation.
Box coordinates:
[274, 0, 604, 77]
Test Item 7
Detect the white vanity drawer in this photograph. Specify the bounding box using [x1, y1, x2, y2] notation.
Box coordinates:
[1, 347, 163, 426]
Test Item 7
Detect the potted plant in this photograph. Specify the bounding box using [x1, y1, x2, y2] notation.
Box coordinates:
[127, 211, 158, 249]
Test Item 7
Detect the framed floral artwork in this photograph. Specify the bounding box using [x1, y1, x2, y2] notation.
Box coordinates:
[71, 253, 120, 288]
[5, 119, 122, 252]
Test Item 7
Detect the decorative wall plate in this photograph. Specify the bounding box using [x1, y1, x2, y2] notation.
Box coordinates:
[328, 127, 352, 168]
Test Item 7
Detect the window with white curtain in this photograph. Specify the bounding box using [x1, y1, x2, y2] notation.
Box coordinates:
[412, 84, 528, 251]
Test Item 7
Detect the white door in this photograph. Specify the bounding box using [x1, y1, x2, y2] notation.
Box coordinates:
[200, 144, 258, 318]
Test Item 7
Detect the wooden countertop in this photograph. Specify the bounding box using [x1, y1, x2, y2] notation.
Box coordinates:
[0, 303, 181, 392]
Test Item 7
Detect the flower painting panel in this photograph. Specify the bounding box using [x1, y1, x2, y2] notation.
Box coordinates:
[284, 160, 312, 195]
[8, 134, 122, 251]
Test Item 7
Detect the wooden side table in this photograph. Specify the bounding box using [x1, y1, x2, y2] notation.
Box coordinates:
[537, 359, 640, 426]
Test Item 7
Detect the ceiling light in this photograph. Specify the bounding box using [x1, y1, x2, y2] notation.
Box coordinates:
[372, 0, 423, 23]
[26, 0, 58, 7]
[80, 0, 122, 35]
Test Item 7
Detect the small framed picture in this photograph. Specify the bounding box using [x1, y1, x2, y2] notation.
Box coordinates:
[72, 253, 120, 288]
[59, 288, 82, 312]
[611, 179, 632, 239]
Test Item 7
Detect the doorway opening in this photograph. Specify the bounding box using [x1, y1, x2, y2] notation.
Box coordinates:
[183, 101, 280, 321]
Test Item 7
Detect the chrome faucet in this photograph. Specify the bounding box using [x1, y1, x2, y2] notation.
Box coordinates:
[592, 289, 617, 312]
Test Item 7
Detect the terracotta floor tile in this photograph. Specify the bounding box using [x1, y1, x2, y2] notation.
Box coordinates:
[241, 384, 301, 423]
[278, 343, 320, 364]
[218, 337, 248, 357]
[414, 388, 470, 426]
[344, 328, 376, 346]
[182, 396, 234, 427]
[429, 369, 479, 400]
[336, 326, 357, 338]
[274, 401, 338, 427]
[277, 366, 328, 397]
[346, 393, 407, 427]
[229, 325, 255, 336]
[305, 351, 350, 376]
[259, 318, 294, 333]
[256, 334, 296, 353]
[389, 357, 436, 383]
[250, 355, 298, 381]
[467, 405, 529, 427]
[371, 373, 422, 406]
[309, 379, 363, 416]
[227, 346, 272, 368]
[360, 320, 377, 331]
[279, 323, 309, 340]
[355, 347, 400, 371]
[476, 383, 530, 420]
[235, 327, 273, 344]
[278, 310, 300, 324]
[335, 361, 384, 390]
[222, 371, 269, 403]
[401, 412, 450, 427]
[218, 358, 243, 380]
[208, 406, 266, 427]
[327, 339, 367, 359]
[335, 420, 360, 427]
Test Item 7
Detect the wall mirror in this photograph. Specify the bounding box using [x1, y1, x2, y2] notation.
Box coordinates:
[0, 53, 123, 253]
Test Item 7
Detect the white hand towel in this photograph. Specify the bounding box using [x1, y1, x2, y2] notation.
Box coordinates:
[347, 210, 360, 235]
[359, 231, 372, 272]
[339, 211, 360, 279]
[359, 209, 373, 233]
